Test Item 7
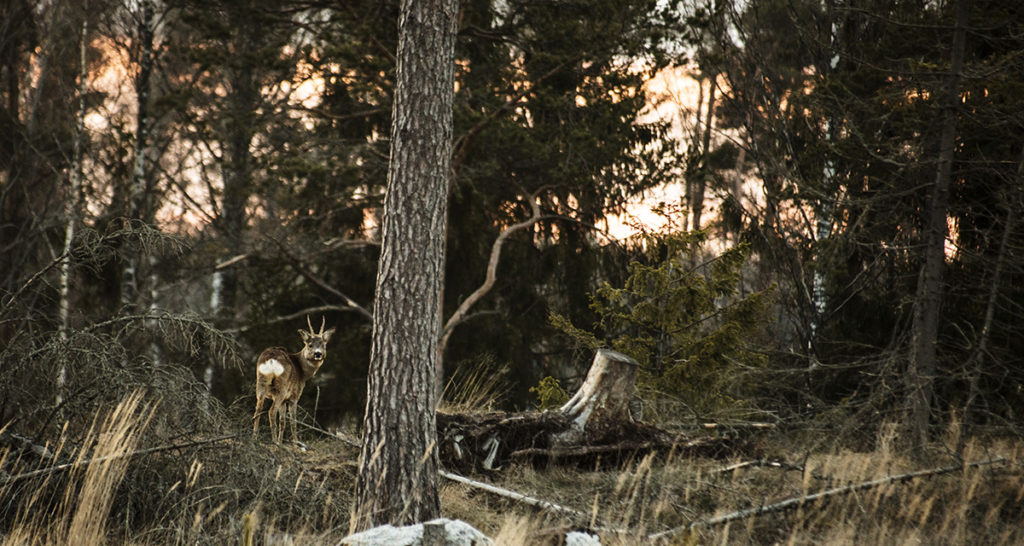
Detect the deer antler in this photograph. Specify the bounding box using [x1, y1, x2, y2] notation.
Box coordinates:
[319, 315, 326, 335]
[306, 315, 315, 333]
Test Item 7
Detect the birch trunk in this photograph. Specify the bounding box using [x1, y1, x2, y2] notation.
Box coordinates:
[121, 0, 155, 311]
[58, 13, 89, 404]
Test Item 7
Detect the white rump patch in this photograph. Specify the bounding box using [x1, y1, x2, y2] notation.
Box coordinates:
[258, 359, 285, 377]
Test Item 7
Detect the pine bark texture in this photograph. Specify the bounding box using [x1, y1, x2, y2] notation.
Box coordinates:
[350, 0, 457, 532]
[905, 0, 971, 450]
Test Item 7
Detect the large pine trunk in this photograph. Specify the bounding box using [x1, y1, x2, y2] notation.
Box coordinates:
[350, 0, 458, 533]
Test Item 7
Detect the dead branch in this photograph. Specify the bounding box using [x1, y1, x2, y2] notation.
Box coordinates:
[713, 459, 804, 474]
[509, 441, 660, 460]
[648, 457, 1008, 542]
[439, 192, 546, 353]
[224, 305, 368, 334]
[0, 434, 237, 486]
[440, 469, 593, 522]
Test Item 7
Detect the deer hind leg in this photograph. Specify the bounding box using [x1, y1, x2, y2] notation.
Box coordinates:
[253, 394, 266, 439]
[269, 400, 284, 444]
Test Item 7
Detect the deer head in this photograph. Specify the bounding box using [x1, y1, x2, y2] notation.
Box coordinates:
[299, 315, 335, 367]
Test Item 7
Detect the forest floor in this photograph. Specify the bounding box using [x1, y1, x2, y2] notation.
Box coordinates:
[3, 407, 1023, 545]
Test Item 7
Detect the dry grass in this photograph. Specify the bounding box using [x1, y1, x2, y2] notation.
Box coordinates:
[2, 389, 1023, 545]
[439, 431, 1024, 545]
[440, 357, 510, 414]
[0, 396, 360, 546]
[2, 392, 152, 545]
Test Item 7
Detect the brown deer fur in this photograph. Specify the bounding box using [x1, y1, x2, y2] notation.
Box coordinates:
[253, 316, 335, 444]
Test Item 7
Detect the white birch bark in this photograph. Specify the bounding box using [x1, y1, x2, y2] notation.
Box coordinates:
[58, 13, 90, 405]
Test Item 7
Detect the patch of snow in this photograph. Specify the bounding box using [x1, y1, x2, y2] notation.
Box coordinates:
[339, 518, 492, 546]
[565, 531, 601, 546]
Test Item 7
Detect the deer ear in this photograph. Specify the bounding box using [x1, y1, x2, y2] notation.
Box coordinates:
[321, 327, 336, 343]
[298, 329, 311, 342]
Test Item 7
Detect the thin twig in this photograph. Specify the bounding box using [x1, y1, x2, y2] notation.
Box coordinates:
[269, 236, 373, 321]
[223, 305, 371, 334]
[510, 441, 661, 460]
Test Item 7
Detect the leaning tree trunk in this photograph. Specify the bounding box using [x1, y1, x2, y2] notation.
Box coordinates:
[350, 0, 458, 533]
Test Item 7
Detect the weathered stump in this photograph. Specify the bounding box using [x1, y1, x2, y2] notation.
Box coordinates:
[554, 348, 639, 446]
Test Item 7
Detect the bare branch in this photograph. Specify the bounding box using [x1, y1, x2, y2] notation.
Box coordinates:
[440, 469, 595, 522]
[224, 305, 368, 335]
[439, 193, 544, 353]
[269, 236, 373, 321]
[438, 192, 623, 355]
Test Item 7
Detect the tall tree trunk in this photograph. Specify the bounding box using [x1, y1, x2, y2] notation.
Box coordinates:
[213, 5, 258, 322]
[350, 0, 457, 532]
[905, 0, 971, 451]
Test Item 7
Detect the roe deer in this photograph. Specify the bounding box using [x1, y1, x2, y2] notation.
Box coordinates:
[253, 316, 336, 444]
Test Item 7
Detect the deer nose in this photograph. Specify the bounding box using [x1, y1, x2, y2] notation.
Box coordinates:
[313, 351, 323, 360]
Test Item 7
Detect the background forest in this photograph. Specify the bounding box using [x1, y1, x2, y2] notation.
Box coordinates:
[1, 0, 1024, 543]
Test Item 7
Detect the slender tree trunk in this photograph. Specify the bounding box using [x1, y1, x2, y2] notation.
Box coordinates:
[350, 0, 457, 532]
[692, 75, 714, 231]
[213, 6, 258, 322]
[957, 150, 1022, 454]
[905, 0, 971, 450]
[121, 0, 155, 311]
[810, 0, 844, 346]
[58, 12, 89, 405]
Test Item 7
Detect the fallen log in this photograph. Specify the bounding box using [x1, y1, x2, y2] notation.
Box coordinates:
[0, 434, 238, 486]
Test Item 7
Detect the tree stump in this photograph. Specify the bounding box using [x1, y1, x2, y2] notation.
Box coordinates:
[554, 349, 639, 446]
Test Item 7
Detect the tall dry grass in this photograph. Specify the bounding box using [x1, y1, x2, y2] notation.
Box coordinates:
[2, 392, 153, 545]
